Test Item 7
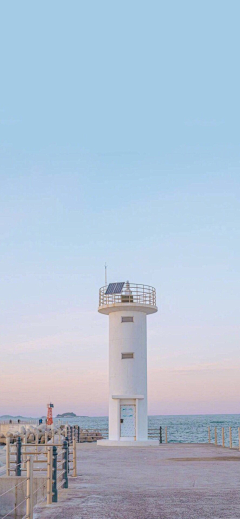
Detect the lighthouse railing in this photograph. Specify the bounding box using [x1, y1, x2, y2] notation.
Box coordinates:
[99, 283, 156, 307]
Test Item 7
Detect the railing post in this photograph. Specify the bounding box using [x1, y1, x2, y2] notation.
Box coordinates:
[208, 426, 210, 443]
[73, 438, 77, 477]
[26, 456, 33, 519]
[45, 431, 48, 453]
[215, 427, 217, 445]
[229, 427, 232, 449]
[77, 425, 80, 443]
[64, 425, 68, 439]
[62, 439, 68, 489]
[159, 426, 162, 444]
[222, 427, 225, 447]
[52, 445, 58, 502]
[16, 436, 22, 476]
[65, 436, 70, 473]
[47, 446, 53, 505]
[6, 436, 10, 476]
[35, 432, 39, 461]
[165, 427, 168, 444]
[22, 434, 27, 469]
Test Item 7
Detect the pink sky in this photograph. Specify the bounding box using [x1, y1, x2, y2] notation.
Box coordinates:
[1, 307, 239, 417]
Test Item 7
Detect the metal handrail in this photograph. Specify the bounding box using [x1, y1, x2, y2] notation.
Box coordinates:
[99, 282, 156, 307]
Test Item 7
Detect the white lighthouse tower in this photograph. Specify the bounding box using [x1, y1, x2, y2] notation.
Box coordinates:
[98, 281, 158, 446]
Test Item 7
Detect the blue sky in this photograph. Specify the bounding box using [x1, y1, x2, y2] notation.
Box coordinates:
[0, 1, 240, 416]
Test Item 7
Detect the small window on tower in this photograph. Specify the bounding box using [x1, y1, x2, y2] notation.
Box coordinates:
[121, 316, 134, 323]
[121, 353, 134, 359]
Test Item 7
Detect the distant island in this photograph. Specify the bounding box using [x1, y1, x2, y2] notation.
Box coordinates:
[56, 412, 77, 418]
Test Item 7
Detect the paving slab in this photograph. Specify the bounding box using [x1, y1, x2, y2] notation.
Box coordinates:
[34, 443, 240, 518]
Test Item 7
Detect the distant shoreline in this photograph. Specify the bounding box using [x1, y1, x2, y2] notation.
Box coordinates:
[0, 413, 240, 420]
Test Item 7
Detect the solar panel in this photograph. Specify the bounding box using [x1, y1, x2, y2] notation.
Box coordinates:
[105, 282, 125, 295]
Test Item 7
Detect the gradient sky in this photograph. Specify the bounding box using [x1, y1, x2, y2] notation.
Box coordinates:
[0, 1, 240, 417]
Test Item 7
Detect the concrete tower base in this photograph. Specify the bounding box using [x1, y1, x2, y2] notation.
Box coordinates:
[97, 439, 159, 447]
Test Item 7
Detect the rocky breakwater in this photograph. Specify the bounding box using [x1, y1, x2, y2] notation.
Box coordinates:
[0, 424, 65, 445]
[0, 425, 104, 444]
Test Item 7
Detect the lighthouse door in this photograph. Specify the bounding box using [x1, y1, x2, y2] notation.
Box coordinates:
[120, 405, 136, 438]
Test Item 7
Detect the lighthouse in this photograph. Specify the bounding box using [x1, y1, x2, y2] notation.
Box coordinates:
[98, 281, 158, 446]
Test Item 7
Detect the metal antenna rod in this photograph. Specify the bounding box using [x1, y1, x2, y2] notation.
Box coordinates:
[105, 263, 107, 286]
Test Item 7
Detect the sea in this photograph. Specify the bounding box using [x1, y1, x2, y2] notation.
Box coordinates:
[1, 414, 239, 447]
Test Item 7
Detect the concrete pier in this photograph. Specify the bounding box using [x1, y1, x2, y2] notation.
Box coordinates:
[34, 443, 240, 518]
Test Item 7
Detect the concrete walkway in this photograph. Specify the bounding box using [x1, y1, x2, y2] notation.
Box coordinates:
[34, 443, 240, 518]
